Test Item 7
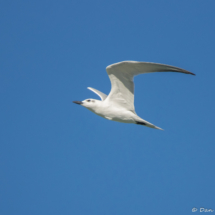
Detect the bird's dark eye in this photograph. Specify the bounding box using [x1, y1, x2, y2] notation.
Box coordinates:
[87, 99, 91, 102]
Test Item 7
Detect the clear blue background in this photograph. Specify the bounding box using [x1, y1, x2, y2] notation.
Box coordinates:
[1, 1, 214, 214]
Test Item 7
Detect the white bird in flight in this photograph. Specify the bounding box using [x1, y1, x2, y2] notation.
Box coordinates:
[73, 61, 195, 130]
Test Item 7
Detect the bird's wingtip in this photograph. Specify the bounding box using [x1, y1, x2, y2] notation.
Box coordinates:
[189, 72, 196, 76]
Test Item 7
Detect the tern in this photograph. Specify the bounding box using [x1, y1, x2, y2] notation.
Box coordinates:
[73, 61, 195, 130]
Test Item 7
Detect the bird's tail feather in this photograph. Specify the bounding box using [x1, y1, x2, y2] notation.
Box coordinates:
[136, 121, 163, 130]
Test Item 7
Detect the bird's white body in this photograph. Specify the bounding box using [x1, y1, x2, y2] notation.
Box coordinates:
[83, 99, 160, 129]
[73, 61, 195, 130]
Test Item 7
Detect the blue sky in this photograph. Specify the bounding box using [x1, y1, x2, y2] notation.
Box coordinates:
[1, 0, 215, 214]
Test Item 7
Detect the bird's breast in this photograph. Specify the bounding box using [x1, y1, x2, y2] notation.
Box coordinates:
[94, 105, 135, 123]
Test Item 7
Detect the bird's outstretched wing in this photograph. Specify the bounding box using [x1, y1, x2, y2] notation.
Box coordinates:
[105, 61, 195, 112]
[87, 87, 107, 101]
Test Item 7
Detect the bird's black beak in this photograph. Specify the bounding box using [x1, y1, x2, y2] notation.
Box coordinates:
[73, 101, 83, 105]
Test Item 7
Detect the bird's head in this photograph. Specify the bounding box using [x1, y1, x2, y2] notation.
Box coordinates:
[73, 99, 101, 111]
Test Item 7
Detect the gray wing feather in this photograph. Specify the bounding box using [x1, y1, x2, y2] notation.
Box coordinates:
[105, 61, 194, 111]
[87, 87, 107, 101]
